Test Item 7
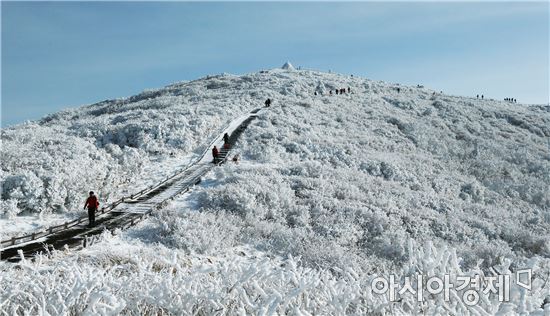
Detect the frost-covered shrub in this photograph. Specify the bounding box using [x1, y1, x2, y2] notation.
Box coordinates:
[459, 182, 485, 203]
[0, 198, 20, 219]
[383, 96, 416, 110]
[197, 167, 296, 221]
[432, 99, 445, 109]
[155, 208, 241, 254]
[1, 235, 549, 315]
[206, 79, 230, 90]
[1, 170, 45, 213]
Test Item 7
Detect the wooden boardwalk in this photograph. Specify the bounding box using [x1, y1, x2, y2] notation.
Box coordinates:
[0, 109, 261, 262]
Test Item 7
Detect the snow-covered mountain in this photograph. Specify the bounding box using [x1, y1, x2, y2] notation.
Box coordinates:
[1, 68, 549, 314]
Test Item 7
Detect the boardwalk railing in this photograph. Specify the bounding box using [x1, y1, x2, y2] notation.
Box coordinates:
[0, 196, 128, 249]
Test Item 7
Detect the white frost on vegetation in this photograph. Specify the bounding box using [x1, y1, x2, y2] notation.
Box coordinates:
[1, 68, 549, 314]
[0, 232, 548, 315]
[1, 72, 280, 220]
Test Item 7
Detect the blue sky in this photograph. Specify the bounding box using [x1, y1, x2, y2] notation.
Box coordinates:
[2, 1, 548, 127]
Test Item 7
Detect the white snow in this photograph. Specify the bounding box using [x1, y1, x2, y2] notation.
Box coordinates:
[1, 68, 549, 314]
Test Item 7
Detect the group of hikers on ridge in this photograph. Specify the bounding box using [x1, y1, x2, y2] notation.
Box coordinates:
[476, 94, 518, 103]
[314, 87, 351, 96]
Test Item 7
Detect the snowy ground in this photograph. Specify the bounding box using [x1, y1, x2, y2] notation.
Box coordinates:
[1, 68, 549, 314]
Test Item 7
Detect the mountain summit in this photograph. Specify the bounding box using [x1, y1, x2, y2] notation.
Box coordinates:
[281, 61, 295, 70]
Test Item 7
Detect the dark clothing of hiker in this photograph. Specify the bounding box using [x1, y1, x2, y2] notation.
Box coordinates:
[212, 146, 219, 163]
[265, 98, 272, 107]
[84, 192, 99, 227]
[348, 87, 351, 93]
[87, 209, 96, 227]
[335, 89, 339, 95]
[223, 133, 229, 145]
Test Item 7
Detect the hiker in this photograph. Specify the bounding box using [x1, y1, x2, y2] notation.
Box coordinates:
[232, 154, 240, 164]
[335, 89, 339, 95]
[83, 191, 99, 227]
[329, 90, 332, 95]
[223, 133, 231, 149]
[264, 98, 272, 107]
[397, 87, 401, 93]
[314, 91, 317, 96]
[477, 94, 479, 99]
[347, 87, 351, 93]
[212, 146, 219, 163]
[341, 88, 345, 94]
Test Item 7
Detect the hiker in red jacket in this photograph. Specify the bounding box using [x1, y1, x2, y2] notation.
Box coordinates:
[84, 191, 99, 227]
[212, 146, 219, 163]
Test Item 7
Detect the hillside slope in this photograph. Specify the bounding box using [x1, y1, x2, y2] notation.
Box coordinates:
[188, 71, 550, 267]
[1, 72, 286, 218]
[1, 68, 549, 314]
